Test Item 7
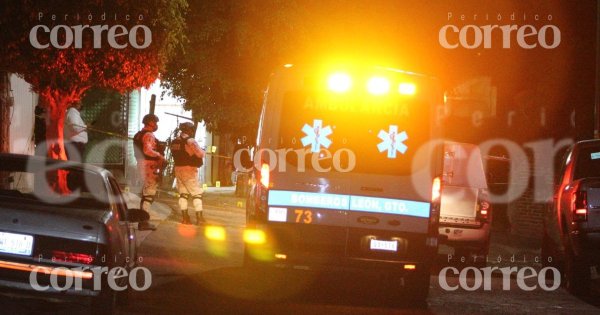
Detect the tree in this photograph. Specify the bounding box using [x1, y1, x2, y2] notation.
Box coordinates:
[161, 0, 312, 141]
[0, 0, 186, 192]
[160, 0, 428, 141]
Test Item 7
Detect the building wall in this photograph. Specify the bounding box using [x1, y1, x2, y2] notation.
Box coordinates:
[9, 74, 36, 155]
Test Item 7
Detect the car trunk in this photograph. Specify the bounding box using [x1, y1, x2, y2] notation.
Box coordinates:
[0, 198, 107, 254]
[581, 182, 600, 228]
[440, 142, 486, 225]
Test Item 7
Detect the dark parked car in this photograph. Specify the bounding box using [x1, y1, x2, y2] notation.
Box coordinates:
[542, 140, 600, 296]
[0, 153, 149, 314]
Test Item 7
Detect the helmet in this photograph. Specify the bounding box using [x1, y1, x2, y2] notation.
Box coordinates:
[142, 114, 159, 124]
[179, 122, 195, 135]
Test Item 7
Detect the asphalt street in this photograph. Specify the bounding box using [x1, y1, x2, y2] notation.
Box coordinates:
[2, 187, 600, 315]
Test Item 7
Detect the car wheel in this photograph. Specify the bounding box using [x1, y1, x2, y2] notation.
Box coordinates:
[564, 247, 590, 296]
[90, 289, 117, 315]
[116, 285, 131, 306]
[384, 265, 430, 308]
[541, 230, 563, 271]
[408, 266, 431, 305]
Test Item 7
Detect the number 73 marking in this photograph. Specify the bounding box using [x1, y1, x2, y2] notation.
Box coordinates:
[294, 209, 313, 224]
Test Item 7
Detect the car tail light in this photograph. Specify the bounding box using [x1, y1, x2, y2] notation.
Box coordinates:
[51, 250, 94, 265]
[572, 190, 588, 222]
[260, 163, 270, 188]
[428, 177, 442, 232]
[477, 190, 491, 222]
[478, 200, 490, 221]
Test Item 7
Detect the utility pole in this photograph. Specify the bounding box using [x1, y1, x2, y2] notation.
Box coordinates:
[149, 94, 156, 115]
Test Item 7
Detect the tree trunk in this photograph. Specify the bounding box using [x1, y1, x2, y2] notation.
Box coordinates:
[0, 72, 10, 190]
[40, 89, 81, 194]
[0, 72, 10, 154]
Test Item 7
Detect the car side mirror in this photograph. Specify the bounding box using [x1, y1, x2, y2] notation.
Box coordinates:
[127, 208, 150, 223]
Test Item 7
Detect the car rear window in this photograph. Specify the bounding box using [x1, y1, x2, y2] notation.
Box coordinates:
[574, 145, 600, 180]
[0, 160, 109, 209]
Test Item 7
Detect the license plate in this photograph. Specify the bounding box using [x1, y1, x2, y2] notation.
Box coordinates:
[0, 232, 34, 256]
[370, 239, 398, 252]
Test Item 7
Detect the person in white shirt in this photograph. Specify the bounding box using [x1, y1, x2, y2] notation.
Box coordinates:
[64, 102, 88, 163]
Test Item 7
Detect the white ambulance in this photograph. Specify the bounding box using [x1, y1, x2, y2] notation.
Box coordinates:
[244, 63, 444, 303]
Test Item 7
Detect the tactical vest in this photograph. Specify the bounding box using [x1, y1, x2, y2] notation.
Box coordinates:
[133, 130, 160, 161]
[171, 136, 203, 167]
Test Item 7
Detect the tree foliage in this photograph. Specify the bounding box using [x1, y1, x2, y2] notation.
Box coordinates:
[0, 0, 187, 192]
[161, 0, 312, 141]
[160, 0, 431, 141]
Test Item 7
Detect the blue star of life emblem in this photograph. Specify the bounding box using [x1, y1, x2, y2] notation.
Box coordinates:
[301, 119, 332, 152]
[377, 125, 408, 158]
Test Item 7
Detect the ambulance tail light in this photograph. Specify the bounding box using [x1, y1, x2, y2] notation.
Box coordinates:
[260, 163, 270, 188]
[250, 162, 270, 223]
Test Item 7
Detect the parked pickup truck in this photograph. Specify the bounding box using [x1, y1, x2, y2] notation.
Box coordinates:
[439, 142, 491, 265]
[543, 139, 600, 296]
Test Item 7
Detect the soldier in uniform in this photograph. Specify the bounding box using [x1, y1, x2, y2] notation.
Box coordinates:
[133, 114, 165, 230]
[170, 122, 206, 225]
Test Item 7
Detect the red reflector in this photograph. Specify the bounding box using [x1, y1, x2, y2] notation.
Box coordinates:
[51, 251, 94, 265]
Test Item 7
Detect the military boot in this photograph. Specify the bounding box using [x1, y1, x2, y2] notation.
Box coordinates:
[181, 210, 191, 225]
[195, 211, 206, 225]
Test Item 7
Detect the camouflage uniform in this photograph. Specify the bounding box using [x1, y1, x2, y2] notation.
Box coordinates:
[172, 127, 206, 224]
[136, 127, 164, 213]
